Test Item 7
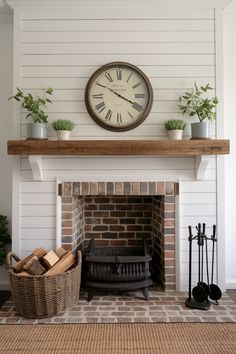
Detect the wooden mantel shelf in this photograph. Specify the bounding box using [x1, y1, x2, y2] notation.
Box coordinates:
[7, 139, 230, 181]
[8, 139, 229, 156]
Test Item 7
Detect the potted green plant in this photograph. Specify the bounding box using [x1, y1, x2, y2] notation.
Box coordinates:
[0, 215, 11, 266]
[165, 119, 186, 140]
[52, 119, 75, 140]
[179, 82, 218, 139]
[9, 87, 53, 139]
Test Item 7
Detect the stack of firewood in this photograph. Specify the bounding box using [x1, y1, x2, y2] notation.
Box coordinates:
[13, 247, 76, 276]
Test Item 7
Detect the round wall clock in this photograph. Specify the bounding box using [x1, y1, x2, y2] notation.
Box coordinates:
[85, 62, 153, 132]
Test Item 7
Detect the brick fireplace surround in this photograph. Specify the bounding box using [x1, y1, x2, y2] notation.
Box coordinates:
[61, 181, 178, 291]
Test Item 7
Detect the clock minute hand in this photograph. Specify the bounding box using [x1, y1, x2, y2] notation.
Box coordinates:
[108, 88, 134, 104]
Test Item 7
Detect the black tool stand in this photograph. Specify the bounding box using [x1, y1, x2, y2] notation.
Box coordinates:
[185, 297, 210, 310]
[185, 225, 210, 310]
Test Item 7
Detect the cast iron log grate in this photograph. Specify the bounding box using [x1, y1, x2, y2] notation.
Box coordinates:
[84, 239, 153, 301]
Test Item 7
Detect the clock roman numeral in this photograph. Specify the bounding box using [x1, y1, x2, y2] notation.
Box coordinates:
[132, 82, 142, 89]
[92, 93, 103, 99]
[95, 101, 106, 113]
[126, 72, 133, 82]
[135, 94, 145, 99]
[132, 102, 143, 112]
[96, 82, 106, 88]
[116, 69, 122, 80]
[105, 109, 112, 121]
[105, 72, 113, 82]
[117, 113, 122, 125]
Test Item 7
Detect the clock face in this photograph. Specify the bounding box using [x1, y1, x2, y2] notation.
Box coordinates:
[85, 62, 153, 132]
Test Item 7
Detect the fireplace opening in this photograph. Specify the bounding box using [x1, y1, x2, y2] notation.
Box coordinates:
[60, 182, 177, 292]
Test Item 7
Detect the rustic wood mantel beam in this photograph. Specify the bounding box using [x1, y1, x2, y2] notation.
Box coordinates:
[7, 139, 230, 156]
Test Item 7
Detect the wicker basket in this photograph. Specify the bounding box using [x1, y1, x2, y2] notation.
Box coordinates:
[7, 250, 82, 319]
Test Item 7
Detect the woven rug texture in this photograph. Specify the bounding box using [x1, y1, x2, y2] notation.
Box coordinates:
[0, 323, 236, 354]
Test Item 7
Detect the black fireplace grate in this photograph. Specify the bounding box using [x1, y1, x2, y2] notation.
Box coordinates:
[84, 239, 153, 301]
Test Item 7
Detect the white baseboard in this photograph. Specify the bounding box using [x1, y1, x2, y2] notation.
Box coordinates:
[225, 280, 236, 289]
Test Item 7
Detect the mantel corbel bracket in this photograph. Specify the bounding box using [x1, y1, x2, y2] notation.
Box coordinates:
[29, 155, 43, 181]
[195, 155, 210, 180]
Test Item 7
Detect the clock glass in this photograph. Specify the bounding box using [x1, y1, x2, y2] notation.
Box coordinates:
[85, 62, 153, 132]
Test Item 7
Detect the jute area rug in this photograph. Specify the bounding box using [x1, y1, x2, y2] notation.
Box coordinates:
[0, 323, 236, 354]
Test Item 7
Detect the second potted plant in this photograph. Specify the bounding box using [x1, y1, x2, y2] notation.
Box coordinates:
[9, 87, 53, 139]
[52, 119, 75, 140]
[179, 82, 218, 139]
[165, 119, 186, 140]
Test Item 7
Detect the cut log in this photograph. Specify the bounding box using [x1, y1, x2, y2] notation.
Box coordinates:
[17, 271, 31, 277]
[56, 247, 67, 259]
[44, 252, 75, 276]
[13, 247, 47, 272]
[23, 256, 46, 275]
[42, 250, 60, 269]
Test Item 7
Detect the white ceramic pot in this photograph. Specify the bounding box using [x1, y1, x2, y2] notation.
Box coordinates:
[27, 123, 47, 139]
[56, 130, 71, 140]
[191, 122, 211, 139]
[168, 130, 183, 140]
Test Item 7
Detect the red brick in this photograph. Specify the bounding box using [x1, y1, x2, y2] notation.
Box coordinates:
[110, 225, 125, 232]
[165, 236, 175, 243]
[94, 239, 110, 247]
[127, 225, 142, 231]
[94, 197, 110, 203]
[102, 232, 118, 239]
[93, 211, 109, 217]
[118, 232, 135, 239]
[110, 211, 126, 217]
[164, 251, 175, 259]
[61, 220, 72, 227]
[93, 225, 108, 231]
[164, 219, 175, 227]
[103, 218, 118, 224]
[165, 203, 175, 211]
[110, 240, 127, 246]
[61, 243, 72, 251]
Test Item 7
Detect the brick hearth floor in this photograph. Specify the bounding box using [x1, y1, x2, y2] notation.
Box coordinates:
[1, 288, 236, 324]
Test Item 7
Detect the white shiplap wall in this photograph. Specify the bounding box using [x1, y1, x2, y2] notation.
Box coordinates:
[11, 4, 220, 291]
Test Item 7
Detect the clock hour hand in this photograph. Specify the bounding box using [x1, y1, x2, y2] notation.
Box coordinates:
[108, 88, 134, 104]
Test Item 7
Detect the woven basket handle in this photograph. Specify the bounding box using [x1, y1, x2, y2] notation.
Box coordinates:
[6, 252, 20, 268]
[77, 250, 82, 265]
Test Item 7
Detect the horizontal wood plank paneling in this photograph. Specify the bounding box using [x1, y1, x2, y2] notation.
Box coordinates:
[21, 228, 55, 240]
[21, 239, 55, 252]
[181, 204, 216, 216]
[21, 54, 215, 67]
[22, 8, 215, 20]
[21, 181, 55, 193]
[20, 78, 215, 90]
[22, 31, 215, 43]
[21, 193, 56, 205]
[22, 66, 215, 79]
[21, 156, 195, 171]
[20, 169, 197, 182]
[20, 101, 180, 114]
[21, 42, 215, 55]
[21, 216, 55, 228]
[22, 19, 214, 32]
[181, 192, 216, 204]
[17, 8, 218, 290]
[19, 112, 194, 124]
[21, 205, 56, 217]
[22, 66, 215, 80]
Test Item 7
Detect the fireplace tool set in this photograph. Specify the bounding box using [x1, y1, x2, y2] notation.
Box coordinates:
[185, 223, 222, 310]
